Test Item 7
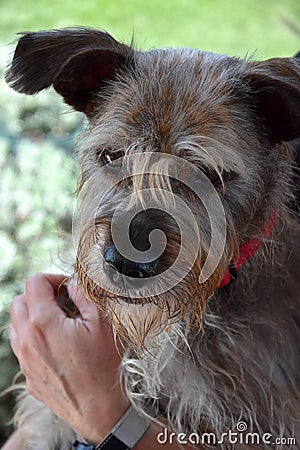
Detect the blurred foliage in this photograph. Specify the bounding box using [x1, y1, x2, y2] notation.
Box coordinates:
[0, 51, 83, 442]
[0, 0, 299, 58]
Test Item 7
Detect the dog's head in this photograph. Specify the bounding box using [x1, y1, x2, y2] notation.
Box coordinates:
[6, 28, 300, 349]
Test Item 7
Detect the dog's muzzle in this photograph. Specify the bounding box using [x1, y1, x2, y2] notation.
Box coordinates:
[102, 208, 178, 286]
[103, 244, 158, 279]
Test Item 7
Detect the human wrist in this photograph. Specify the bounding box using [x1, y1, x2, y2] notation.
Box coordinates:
[83, 396, 131, 444]
[75, 406, 152, 450]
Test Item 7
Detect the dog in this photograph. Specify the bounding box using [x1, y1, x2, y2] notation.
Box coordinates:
[4, 27, 300, 449]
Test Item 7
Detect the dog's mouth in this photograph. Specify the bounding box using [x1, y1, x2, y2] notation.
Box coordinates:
[118, 295, 149, 305]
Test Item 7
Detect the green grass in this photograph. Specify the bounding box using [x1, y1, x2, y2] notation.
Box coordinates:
[0, 0, 299, 58]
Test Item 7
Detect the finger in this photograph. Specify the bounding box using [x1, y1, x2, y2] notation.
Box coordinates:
[25, 273, 68, 324]
[10, 295, 29, 335]
[9, 323, 20, 357]
[67, 282, 104, 320]
[26, 273, 68, 300]
[9, 323, 34, 377]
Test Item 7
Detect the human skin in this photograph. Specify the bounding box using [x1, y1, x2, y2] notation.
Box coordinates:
[5, 273, 198, 449]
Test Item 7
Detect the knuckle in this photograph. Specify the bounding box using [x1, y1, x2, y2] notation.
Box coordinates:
[26, 272, 44, 290]
[10, 295, 25, 314]
[30, 316, 41, 330]
[19, 339, 29, 356]
[29, 318, 47, 345]
[29, 319, 44, 342]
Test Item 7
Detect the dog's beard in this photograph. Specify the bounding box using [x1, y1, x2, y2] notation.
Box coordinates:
[75, 225, 235, 352]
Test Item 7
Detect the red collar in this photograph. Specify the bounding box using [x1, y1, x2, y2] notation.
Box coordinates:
[218, 209, 279, 288]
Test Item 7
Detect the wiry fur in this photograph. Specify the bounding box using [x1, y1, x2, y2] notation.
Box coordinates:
[12, 391, 78, 450]
[5, 28, 300, 449]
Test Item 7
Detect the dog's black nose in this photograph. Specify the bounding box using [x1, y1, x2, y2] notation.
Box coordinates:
[103, 245, 158, 279]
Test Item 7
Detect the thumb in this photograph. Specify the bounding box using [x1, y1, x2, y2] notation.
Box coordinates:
[25, 273, 69, 323]
[67, 281, 106, 320]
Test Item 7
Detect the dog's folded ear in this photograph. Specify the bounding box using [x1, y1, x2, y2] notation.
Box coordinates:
[5, 27, 134, 115]
[245, 57, 300, 144]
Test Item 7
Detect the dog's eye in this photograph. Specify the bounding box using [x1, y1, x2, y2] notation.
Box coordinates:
[202, 168, 222, 187]
[202, 168, 236, 189]
[203, 168, 221, 186]
[98, 148, 124, 165]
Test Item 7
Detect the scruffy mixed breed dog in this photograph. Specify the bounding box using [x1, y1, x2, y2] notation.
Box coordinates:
[4, 28, 300, 449]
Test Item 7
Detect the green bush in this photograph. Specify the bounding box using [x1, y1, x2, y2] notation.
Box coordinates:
[0, 51, 84, 443]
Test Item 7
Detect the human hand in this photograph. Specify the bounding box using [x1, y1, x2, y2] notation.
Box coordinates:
[9, 273, 130, 444]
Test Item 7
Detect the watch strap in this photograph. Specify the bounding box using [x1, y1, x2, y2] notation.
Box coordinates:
[74, 435, 129, 450]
